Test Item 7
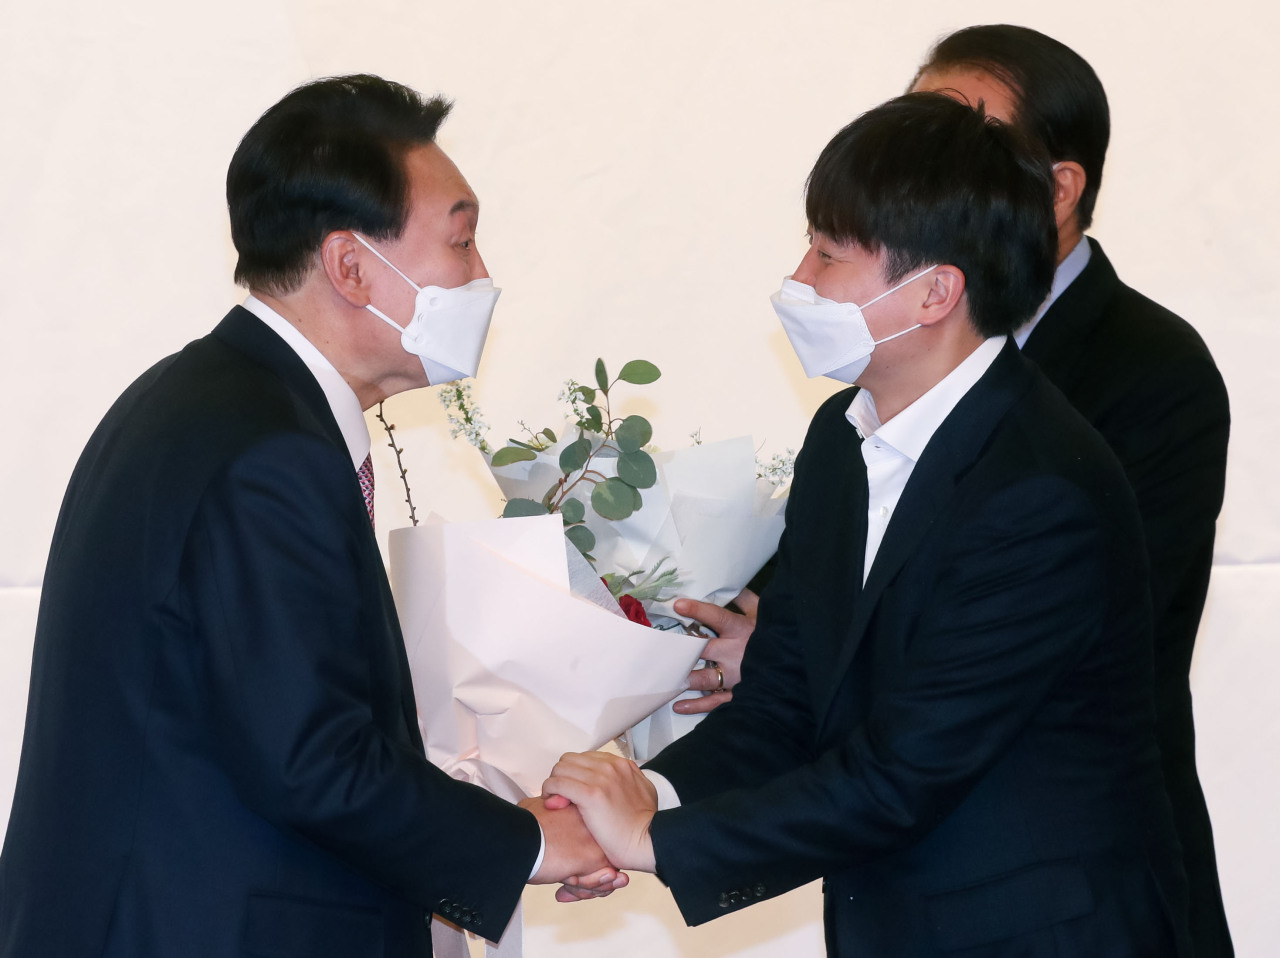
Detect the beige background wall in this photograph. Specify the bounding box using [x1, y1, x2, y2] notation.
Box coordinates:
[2, 1, 1276, 954]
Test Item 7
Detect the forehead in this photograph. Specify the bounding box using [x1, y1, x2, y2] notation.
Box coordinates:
[912, 66, 1018, 124]
[403, 142, 478, 223]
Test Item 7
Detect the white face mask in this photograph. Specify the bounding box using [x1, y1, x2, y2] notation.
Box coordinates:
[771, 264, 938, 383]
[353, 233, 501, 385]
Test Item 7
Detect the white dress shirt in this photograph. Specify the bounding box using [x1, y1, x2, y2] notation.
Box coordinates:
[846, 335, 1005, 582]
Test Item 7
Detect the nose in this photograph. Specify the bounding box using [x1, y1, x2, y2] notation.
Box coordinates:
[791, 246, 820, 286]
[472, 246, 490, 282]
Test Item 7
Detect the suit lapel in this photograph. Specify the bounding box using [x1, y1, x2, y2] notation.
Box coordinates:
[210, 306, 349, 452]
[814, 341, 1033, 720]
[1021, 238, 1120, 386]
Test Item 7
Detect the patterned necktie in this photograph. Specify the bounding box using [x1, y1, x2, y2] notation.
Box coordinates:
[357, 453, 375, 529]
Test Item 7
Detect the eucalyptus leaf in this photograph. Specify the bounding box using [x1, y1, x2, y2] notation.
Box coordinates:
[614, 415, 652, 453]
[592, 477, 637, 520]
[565, 524, 597, 554]
[585, 406, 604, 433]
[618, 359, 661, 384]
[540, 427, 557, 443]
[632, 485, 644, 510]
[560, 498, 585, 523]
[558, 436, 592, 474]
[594, 358, 609, 393]
[576, 385, 596, 403]
[491, 446, 538, 467]
[617, 449, 657, 488]
[502, 498, 549, 518]
[508, 438, 538, 451]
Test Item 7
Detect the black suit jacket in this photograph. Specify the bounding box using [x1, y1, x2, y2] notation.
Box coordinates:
[1023, 240, 1231, 956]
[0, 308, 539, 957]
[647, 342, 1191, 956]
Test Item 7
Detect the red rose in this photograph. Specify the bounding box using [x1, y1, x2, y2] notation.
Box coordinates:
[616, 594, 652, 627]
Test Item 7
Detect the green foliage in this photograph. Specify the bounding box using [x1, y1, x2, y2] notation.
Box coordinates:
[491, 446, 538, 467]
[502, 498, 549, 518]
[592, 477, 638, 520]
[478, 357, 666, 563]
[602, 557, 681, 602]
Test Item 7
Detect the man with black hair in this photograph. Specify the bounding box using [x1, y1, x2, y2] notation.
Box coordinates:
[909, 27, 1232, 958]
[546, 92, 1192, 957]
[0, 74, 615, 958]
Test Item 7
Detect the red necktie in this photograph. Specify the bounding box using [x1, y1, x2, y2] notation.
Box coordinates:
[357, 453, 375, 528]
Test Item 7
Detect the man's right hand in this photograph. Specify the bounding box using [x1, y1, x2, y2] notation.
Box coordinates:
[519, 795, 627, 897]
[673, 587, 758, 714]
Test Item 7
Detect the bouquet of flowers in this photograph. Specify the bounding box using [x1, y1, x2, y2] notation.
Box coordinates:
[385, 357, 789, 805]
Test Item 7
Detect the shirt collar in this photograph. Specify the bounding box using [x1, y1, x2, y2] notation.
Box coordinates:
[1014, 234, 1092, 348]
[847, 335, 1006, 461]
[241, 295, 371, 470]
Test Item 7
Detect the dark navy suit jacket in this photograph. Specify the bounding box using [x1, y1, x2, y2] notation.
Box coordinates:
[1023, 240, 1231, 957]
[0, 307, 539, 957]
[647, 341, 1192, 956]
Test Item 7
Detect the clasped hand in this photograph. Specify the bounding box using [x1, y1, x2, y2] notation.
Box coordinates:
[538, 751, 659, 902]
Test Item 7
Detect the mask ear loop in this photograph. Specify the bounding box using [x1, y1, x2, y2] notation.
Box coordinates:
[862, 264, 938, 346]
[351, 232, 423, 291]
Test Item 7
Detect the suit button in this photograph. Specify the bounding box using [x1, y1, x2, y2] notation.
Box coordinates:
[474, 912, 484, 926]
[718, 892, 731, 908]
[754, 883, 767, 898]
[728, 890, 741, 905]
[424, 911, 433, 927]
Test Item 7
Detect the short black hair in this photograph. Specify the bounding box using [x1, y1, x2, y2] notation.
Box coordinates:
[805, 92, 1056, 338]
[227, 74, 452, 295]
[914, 24, 1110, 229]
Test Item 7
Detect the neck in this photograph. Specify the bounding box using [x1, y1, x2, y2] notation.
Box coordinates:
[858, 328, 986, 423]
[1057, 217, 1084, 266]
[253, 286, 406, 411]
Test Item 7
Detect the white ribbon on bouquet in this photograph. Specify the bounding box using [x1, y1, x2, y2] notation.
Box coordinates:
[389, 514, 707, 956]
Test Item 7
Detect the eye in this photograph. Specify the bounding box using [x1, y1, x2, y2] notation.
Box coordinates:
[816, 249, 832, 263]
[458, 239, 473, 252]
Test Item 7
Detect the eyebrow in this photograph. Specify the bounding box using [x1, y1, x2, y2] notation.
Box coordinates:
[450, 198, 479, 216]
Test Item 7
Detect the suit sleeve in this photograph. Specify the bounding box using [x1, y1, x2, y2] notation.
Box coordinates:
[648, 474, 1110, 925]
[182, 432, 539, 940]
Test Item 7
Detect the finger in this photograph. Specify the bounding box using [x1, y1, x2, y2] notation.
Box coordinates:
[575, 867, 620, 887]
[556, 884, 605, 902]
[733, 587, 760, 617]
[685, 664, 725, 693]
[543, 793, 572, 810]
[672, 597, 736, 633]
[674, 690, 732, 714]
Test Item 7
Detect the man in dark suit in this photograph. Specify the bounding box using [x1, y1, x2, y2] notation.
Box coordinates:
[909, 26, 1232, 956]
[546, 93, 1191, 956]
[680, 27, 1233, 957]
[0, 75, 614, 958]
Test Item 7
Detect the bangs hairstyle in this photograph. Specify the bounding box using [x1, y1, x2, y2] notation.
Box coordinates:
[805, 92, 1057, 338]
[228, 74, 452, 295]
[914, 24, 1110, 229]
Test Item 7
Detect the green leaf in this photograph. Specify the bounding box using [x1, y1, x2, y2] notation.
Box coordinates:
[541, 482, 560, 508]
[575, 385, 596, 403]
[617, 449, 657, 488]
[508, 438, 538, 451]
[558, 435, 592, 473]
[594, 358, 609, 393]
[502, 498, 549, 518]
[565, 524, 597, 554]
[560, 498, 585, 523]
[632, 485, 644, 510]
[492, 446, 538, 467]
[585, 405, 604, 433]
[618, 360, 661, 384]
[614, 415, 652, 453]
[592, 477, 637, 520]
[540, 427, 557, 444]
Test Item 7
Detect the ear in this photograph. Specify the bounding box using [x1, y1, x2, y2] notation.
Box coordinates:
[917, 265, 966, 327]
[1051, 161, 1086, 232]
[319, 231, 375, 308]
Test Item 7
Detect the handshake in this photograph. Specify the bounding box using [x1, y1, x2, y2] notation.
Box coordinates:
[518, 592, 758, 900]
[520, 751, 660, 901]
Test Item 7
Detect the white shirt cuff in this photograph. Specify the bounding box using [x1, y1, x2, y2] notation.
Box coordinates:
[528, 825, 546, 879]
[643, 770, 682, 810]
